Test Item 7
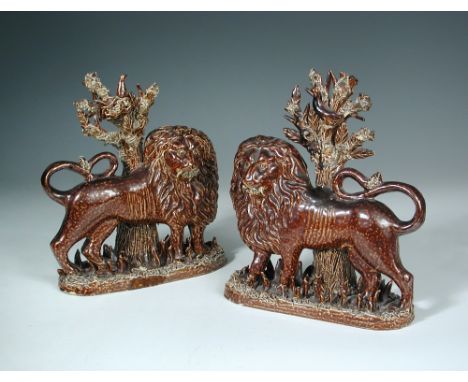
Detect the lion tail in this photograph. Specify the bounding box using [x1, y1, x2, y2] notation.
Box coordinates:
[41, 161, 81, 206]
[41, 152, 118, 207]
[332, 168, 426, 235]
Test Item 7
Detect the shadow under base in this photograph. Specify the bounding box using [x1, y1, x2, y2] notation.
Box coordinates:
[58, 241, 225, 296]
[224, 270, 414, 330]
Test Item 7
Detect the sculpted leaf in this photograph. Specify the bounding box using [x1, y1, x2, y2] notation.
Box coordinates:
[283, 128, 302, 144]
[79, 156, 91, 173]
[364, 172, 383, 190]
[303, 103, 311, 125]
[334, 123, 349, 144]
[349, 127, 375, 150]
[354, 93, 372, 112]
[292, 85, 301, 103]
[309, 68, 328, 103]
[350, 148, 374, 159]
[285, 100, 300, 115]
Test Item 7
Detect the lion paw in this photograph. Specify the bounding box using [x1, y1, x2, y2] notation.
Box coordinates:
[60, 262, 80, 275]
[246, 273, 259, 287]
[174, 252, 186, 263]
[356, 291, 378, 311]
[276, 284, 287, 297]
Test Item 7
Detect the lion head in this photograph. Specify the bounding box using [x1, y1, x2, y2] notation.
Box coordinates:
[230, 135, 312, 252]
[144, 125, 218, 225]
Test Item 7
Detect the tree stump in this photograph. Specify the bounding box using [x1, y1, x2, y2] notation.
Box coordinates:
[115, 223, 159, 268]
[312, 248, 356, 304]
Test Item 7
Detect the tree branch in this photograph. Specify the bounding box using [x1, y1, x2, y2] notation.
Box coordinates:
[75, 73, 159, 170]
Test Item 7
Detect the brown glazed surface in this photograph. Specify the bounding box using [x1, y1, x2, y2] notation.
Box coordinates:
[224, 272, 414, 330]
[230, 136, 426, 310]
[59, 242, 225, 296]
[42, 125, 218, 274]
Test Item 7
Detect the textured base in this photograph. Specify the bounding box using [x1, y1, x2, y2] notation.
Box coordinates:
[59, 243, 225, 296]
[224, 271, 414, 330]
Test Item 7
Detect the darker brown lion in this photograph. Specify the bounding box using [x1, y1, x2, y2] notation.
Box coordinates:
[42, 125, 218, 274]
[230, 135, 425, 309]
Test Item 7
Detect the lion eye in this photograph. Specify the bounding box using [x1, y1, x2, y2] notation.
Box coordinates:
[259, 162, 267, 171]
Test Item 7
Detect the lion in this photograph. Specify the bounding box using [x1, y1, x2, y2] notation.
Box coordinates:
[230, 135, 425, 309]
[41, 125, 218, 274]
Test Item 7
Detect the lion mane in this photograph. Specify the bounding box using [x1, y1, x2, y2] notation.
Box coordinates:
[230, 135, 312, 253]
[144, 125, 218, 227]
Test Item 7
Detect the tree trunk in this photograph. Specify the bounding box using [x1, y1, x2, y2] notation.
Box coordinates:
[115, 223, 159, 269]
[312, 167, 357, 304]
[313, 248, 356, 304]
[114, 143, 159, 270]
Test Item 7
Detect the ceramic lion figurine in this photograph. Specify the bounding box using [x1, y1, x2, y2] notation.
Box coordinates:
[230, 135, 425, 309]
[42, 126, 218, 274]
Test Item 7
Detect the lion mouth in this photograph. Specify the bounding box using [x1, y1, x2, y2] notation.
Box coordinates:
[177, 167, 200, 181]
[242, 182, 265, 196]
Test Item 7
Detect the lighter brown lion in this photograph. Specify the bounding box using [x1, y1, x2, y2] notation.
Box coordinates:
[231, 136, 425, 309]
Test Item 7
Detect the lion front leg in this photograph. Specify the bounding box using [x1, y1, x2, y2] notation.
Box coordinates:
[189, 224, 208, 255]
[247, 250, 271, 286]
[277, 247, 302, 294]
[169, 224, 185, 261]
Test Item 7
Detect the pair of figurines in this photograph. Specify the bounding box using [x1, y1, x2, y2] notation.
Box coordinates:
[42, 70, 425, 330]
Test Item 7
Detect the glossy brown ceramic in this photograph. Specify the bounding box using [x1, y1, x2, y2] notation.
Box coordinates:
[42, 73, 225, 295]
[229, 136, 425, 313]
[42, 125, 219, 276]
[226, 68, 426, 329]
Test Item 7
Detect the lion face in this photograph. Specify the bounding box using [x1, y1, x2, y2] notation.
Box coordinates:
[144, 125, 218, 225]
[154, 136, 201, 182]
[240, 150, 281, 197]
[231, 136, 312, 254]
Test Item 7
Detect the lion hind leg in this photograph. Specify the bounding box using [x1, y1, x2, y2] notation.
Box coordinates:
[278, 247, 302, 291]
[51, 214, 86, 274]
[170, 224, 185, 261]
[388, 264, 413, 310]
[372, 245, 413, 310]
[357, 238, 413, 310]
[51, 234, 77, 274]
[346, 246, 380, 310]
[82, 219, 118, 274]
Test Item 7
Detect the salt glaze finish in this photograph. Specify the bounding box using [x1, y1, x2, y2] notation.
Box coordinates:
[42, 126, 219, 276]
[230, 136, 426, 311]
[226, 68, 426, 329]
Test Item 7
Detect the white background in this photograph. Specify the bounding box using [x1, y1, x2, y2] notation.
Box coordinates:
[1, 187, 467, 370]
[0, 7, 467, 372]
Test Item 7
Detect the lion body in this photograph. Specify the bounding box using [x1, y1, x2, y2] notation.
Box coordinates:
[44, 125, 218, 274]
[231, 135, 424, 308]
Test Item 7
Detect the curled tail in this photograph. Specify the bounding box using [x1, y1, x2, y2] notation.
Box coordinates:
[332, 167, 426, 235]
[41, 152, 118, 206]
